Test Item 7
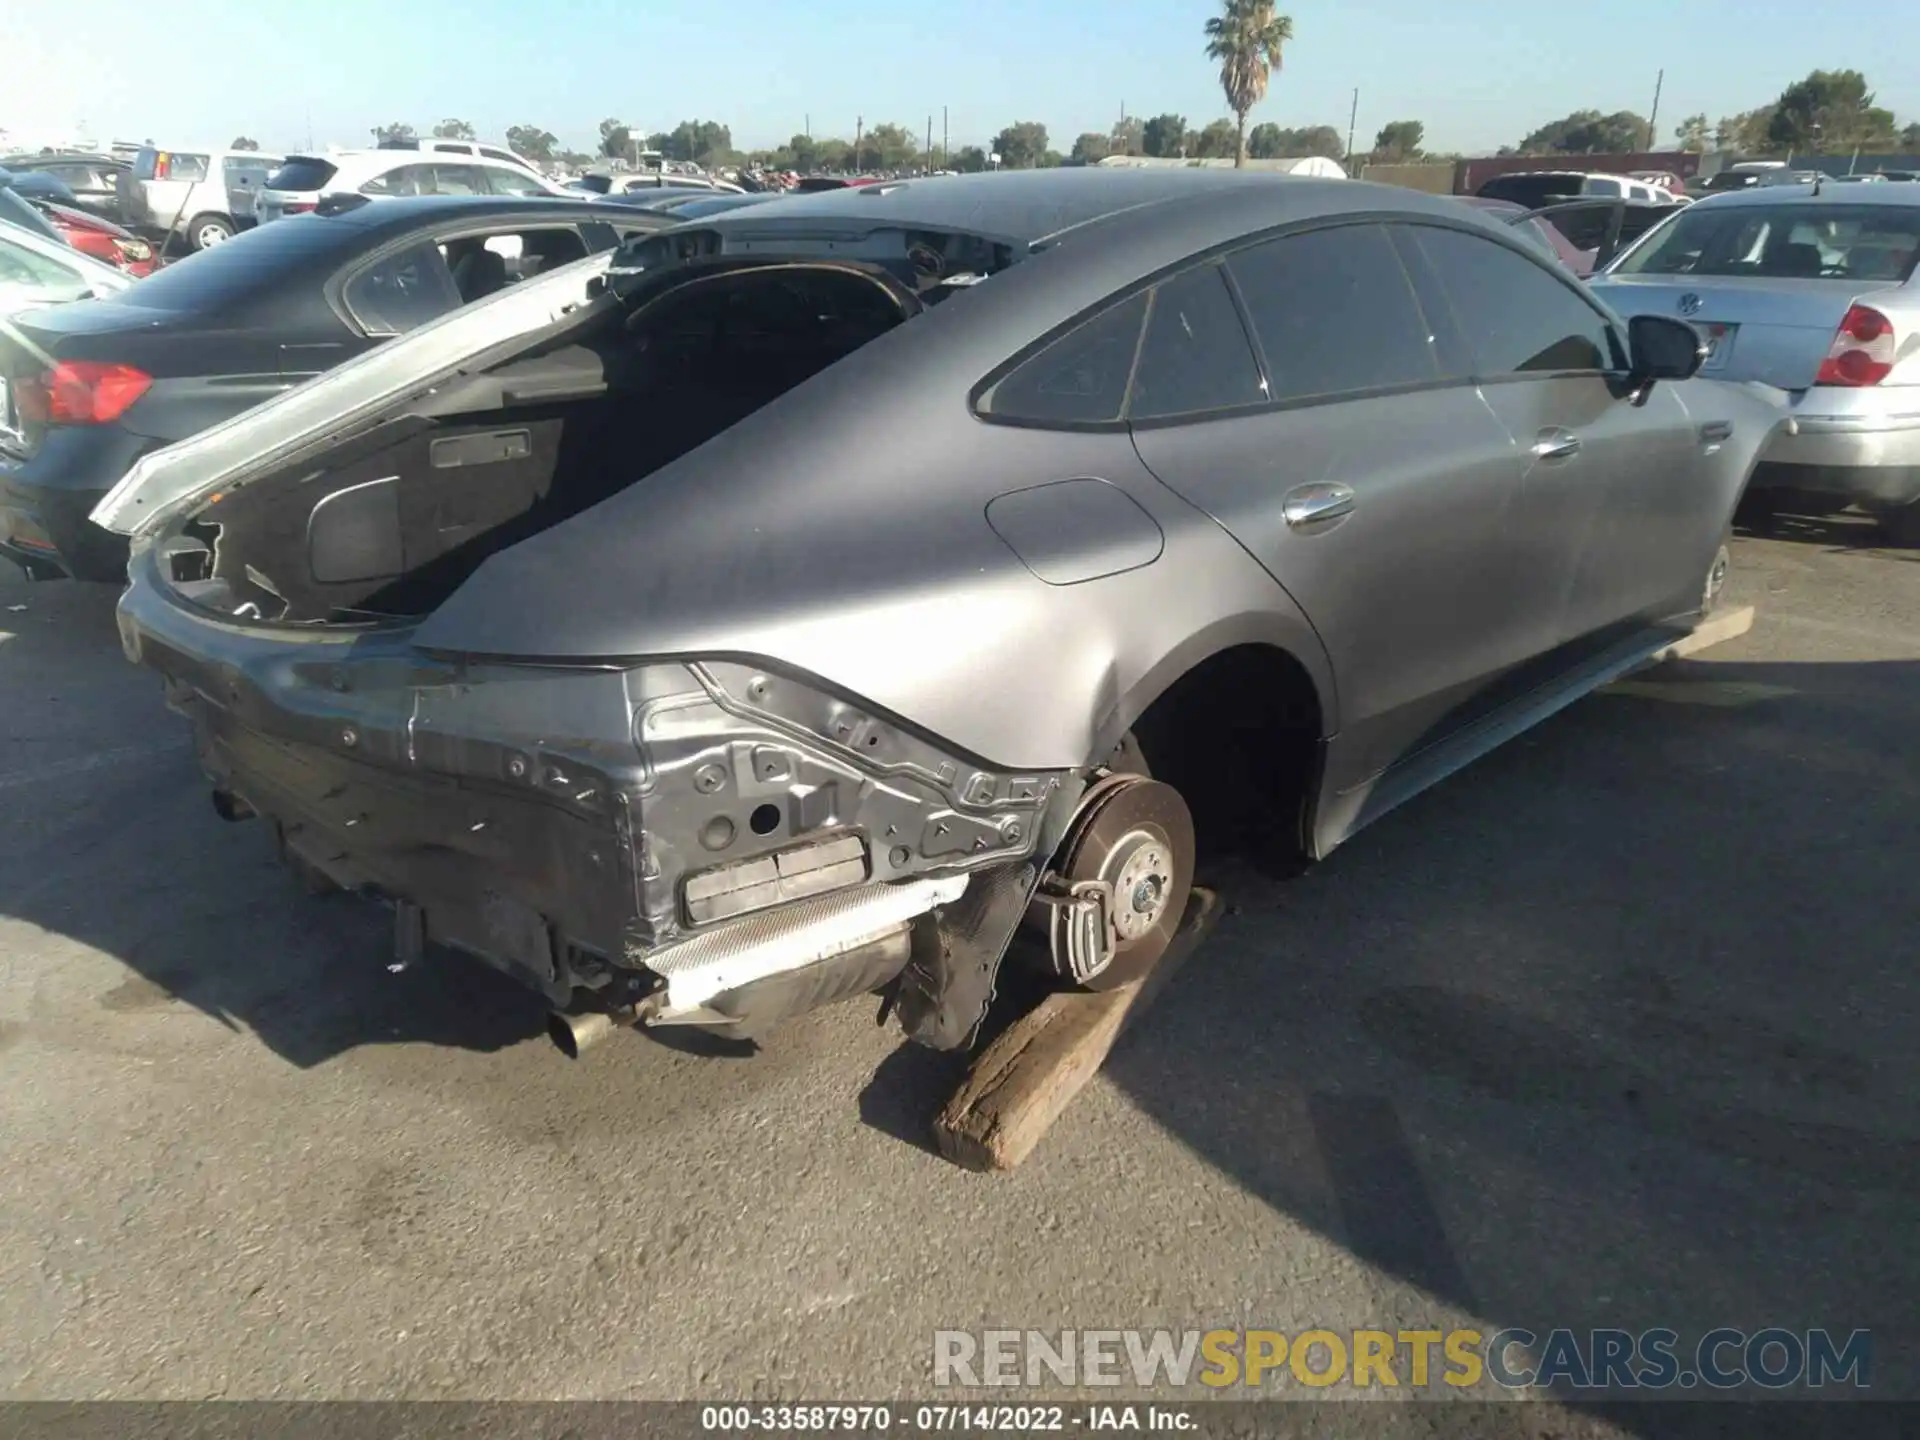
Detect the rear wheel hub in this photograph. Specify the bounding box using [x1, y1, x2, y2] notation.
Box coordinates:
[1046, 776, 1194, 990]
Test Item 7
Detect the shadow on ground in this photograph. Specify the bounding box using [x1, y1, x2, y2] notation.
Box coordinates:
[1737, 503, 1919, 563]
[1088, 649, 1920, 1417]
[0, 578, 551, 1065]
[3, 574, 1917, 1423]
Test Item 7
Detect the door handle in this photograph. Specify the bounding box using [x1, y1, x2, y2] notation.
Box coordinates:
[1282, 482, 1356, 529]
[1698, 420, 1733, 447]
[1531, 429, 1582, 461]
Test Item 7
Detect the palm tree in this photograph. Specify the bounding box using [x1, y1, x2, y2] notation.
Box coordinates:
[1204, 0, 1295, 168]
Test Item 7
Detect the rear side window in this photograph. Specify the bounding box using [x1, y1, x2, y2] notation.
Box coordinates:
[167, 153, 210, 182]
[980, 292, 1148, 425]
[1404, 225, 1618, 376]
[342, 241, 464, 335]
[1226, 224, 1439, 402]
[485, 166, 550, 197]
[267, 158, 339, 192]
[1127, 263, 1265, 421]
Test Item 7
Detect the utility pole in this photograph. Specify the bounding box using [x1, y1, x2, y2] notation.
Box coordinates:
[942, 107, 948, 168]
[1346, 88, 1359, 174]
[1646, 68, 1664, 153]
[926, 115, 933, 171]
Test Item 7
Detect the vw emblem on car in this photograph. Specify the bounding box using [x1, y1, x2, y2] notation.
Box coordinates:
[1677, 293, 1703, 316]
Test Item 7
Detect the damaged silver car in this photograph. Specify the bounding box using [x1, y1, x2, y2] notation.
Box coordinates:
[95, 171, 1784, 1058]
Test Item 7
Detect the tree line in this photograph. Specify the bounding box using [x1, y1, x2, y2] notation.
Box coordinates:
[352, 57, 1920, 177]
[355, 1, 1317, 175]
[1505, 70, 1919, 160]
[361, 112, 1363, 174]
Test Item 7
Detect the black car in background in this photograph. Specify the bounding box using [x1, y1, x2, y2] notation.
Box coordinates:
[0, 194, 670, 580]
[0, 152, 131, 223]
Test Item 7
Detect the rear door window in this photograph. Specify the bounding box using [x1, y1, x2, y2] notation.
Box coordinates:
[342, 240, 465, 335]
[484, 166, 550, 197]
[360, 164, 433, 197]
[168, 152, 210, 182]
[428, 165, 489, 196]
[1402, 224, 1620, 376]
[1127, 263, 1266, 421]
[1225, 224, 1440, 402]
[979, 292, 1148, 425]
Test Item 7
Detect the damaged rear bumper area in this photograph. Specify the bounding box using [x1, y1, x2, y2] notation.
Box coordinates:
[116, 559, 1074, 1049]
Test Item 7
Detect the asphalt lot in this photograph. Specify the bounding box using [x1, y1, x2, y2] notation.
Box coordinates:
[1, 523, 1916, 1432]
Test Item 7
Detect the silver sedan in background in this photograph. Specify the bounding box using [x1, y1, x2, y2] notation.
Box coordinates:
[1592, 183, 1920, 542]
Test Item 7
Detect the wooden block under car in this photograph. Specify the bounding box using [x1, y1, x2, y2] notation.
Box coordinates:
[933, 885, 1222, 1174]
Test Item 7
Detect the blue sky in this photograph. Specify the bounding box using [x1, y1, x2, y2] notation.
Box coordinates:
[4, 0, 1915, 158]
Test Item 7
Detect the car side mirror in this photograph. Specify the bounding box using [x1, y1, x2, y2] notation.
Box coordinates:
[1628, 314, 1708, 383]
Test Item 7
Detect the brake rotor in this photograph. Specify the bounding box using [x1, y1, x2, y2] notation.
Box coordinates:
[1050, 776, 1195, 991]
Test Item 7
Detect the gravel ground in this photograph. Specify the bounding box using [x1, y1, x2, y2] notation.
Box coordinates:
[0, 523, 1914, 1434]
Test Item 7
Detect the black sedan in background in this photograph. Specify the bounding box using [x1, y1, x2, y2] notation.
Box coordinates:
[0, 194, 669, 580]
[0, 152, 130, 223]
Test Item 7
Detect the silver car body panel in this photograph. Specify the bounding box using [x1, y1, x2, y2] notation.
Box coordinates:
[1593, 185, 1920, 500]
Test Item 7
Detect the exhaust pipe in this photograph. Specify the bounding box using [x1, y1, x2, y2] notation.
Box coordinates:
[211, 788, 256, 822]
[547, 1005, 638, 1059]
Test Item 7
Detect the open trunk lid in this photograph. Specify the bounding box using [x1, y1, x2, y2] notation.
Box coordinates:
[1591, 274, 1906, 389]
[89, 250, 617, 539]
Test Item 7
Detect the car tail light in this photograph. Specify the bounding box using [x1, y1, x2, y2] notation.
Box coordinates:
[67, 230, 119, 264]
[1815, 304, 1896, 386]
[153, 152, 172, 180]
[14, 362, 154, 426]
[113, 236, 154, 263]
[282, 201, 316, 215]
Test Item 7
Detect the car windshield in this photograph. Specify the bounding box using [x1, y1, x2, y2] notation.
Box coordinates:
[1611, 201, 1920, 281]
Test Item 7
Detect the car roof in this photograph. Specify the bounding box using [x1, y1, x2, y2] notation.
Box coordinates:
[1685, 183, 1920, 211]
[138, 144, 280, 156]
[320, 150, 538, 179]
[691, 168, 1451, 249]
[2, 152, 123, 166]
[313, 194, 647, 232]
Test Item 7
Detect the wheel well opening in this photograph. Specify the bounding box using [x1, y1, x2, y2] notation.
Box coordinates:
[1127, 644, 1323, 869]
